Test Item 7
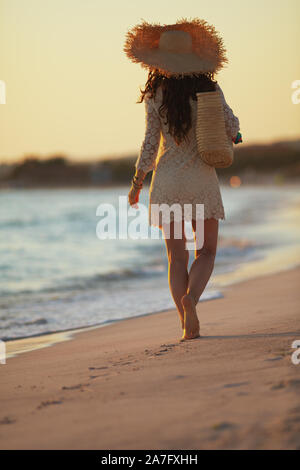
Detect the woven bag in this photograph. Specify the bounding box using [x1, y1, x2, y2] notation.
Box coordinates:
[196, 90, 233, 168]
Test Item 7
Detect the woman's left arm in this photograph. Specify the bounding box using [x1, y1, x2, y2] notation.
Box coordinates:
[215, 83, 240, 140]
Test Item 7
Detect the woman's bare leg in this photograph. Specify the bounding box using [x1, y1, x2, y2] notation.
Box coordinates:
[181, 218, 219, 339]
[188, 217, 219, 303]
[162, 220, 189, 329]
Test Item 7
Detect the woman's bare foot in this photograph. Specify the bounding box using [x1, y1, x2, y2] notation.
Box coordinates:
[181, 293, 200, 340]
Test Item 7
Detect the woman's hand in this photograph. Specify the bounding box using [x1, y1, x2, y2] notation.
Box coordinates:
[128, 184, 141, 208]
[128, 170, 145, 207]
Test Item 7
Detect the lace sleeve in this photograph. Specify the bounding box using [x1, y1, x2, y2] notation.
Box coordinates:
[216, 83, 240, 139]
[135, 95, 161, 174]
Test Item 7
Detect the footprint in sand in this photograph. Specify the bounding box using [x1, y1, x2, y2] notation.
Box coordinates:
[37, 400, 62, 410]
[212, 421, 237, 431]
[224, 382, 249, 389]
[113, 361, 135, 366]
[288, 379, 300, 388]
[272, 379, 300, 391]
[146, 344, 177, 358]
[88, 366, 109, 371]
[0, 416, 16, 425]
[271, 381, 286, 390]
[62, 383, 90, 391]
[89, 373, 110, 379]
[264, 356, 284, 362]
[148, 351, 167, 357]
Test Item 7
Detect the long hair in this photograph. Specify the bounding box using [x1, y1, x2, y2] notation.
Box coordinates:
[137, 69, 216, 145]
[137, 69, 217, 145]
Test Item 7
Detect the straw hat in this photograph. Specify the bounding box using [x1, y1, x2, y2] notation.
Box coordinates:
[123, 17, 228, 77]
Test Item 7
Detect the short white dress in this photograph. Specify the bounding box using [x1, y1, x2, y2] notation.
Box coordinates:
[135, 83, 240, 228]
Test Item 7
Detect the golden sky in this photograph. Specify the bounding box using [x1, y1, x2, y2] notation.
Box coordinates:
[1, 0, 300, 162]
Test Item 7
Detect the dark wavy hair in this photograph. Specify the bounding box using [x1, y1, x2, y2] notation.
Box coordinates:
[137, 69, 217, 145]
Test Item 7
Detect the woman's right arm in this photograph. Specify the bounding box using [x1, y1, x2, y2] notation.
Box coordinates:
[134, 94, 161, 175]
[128, 94, 161, 207]
[215, 83, 240, 140]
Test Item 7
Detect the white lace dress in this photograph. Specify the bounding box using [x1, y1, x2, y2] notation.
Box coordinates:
[135, 83, 240, 228]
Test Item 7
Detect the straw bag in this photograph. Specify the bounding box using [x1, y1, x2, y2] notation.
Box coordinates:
[196, 90, 234, 168]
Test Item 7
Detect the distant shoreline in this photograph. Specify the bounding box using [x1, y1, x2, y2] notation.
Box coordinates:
[1, 139, 300, 189]
[0, 178, 300, 190]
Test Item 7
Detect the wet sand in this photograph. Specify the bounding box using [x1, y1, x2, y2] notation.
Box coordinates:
[1, 267, 300, 449]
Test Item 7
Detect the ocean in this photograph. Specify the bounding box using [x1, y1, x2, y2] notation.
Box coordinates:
[1, 184, 300, 340]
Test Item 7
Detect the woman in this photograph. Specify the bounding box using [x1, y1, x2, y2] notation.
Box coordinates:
[124, 19, 240, 341]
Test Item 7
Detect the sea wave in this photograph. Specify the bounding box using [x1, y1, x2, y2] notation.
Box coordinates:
[1, 185, 300, 340]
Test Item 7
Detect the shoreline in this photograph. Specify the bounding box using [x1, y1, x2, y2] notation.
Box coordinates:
[1, 266, 299, 449]
[2, 183, 300, 356]
[4, 309, 172, 359]
[5, 251, 300, 358]
[5, 257, 300, 358]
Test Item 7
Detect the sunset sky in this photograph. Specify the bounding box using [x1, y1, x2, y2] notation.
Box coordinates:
[0, 0, 300, 162]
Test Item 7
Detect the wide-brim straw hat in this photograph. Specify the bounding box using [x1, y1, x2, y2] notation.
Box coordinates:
[123, 17, 228, 77]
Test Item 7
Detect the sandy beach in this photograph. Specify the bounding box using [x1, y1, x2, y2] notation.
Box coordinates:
[1, 267, 300, 450]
